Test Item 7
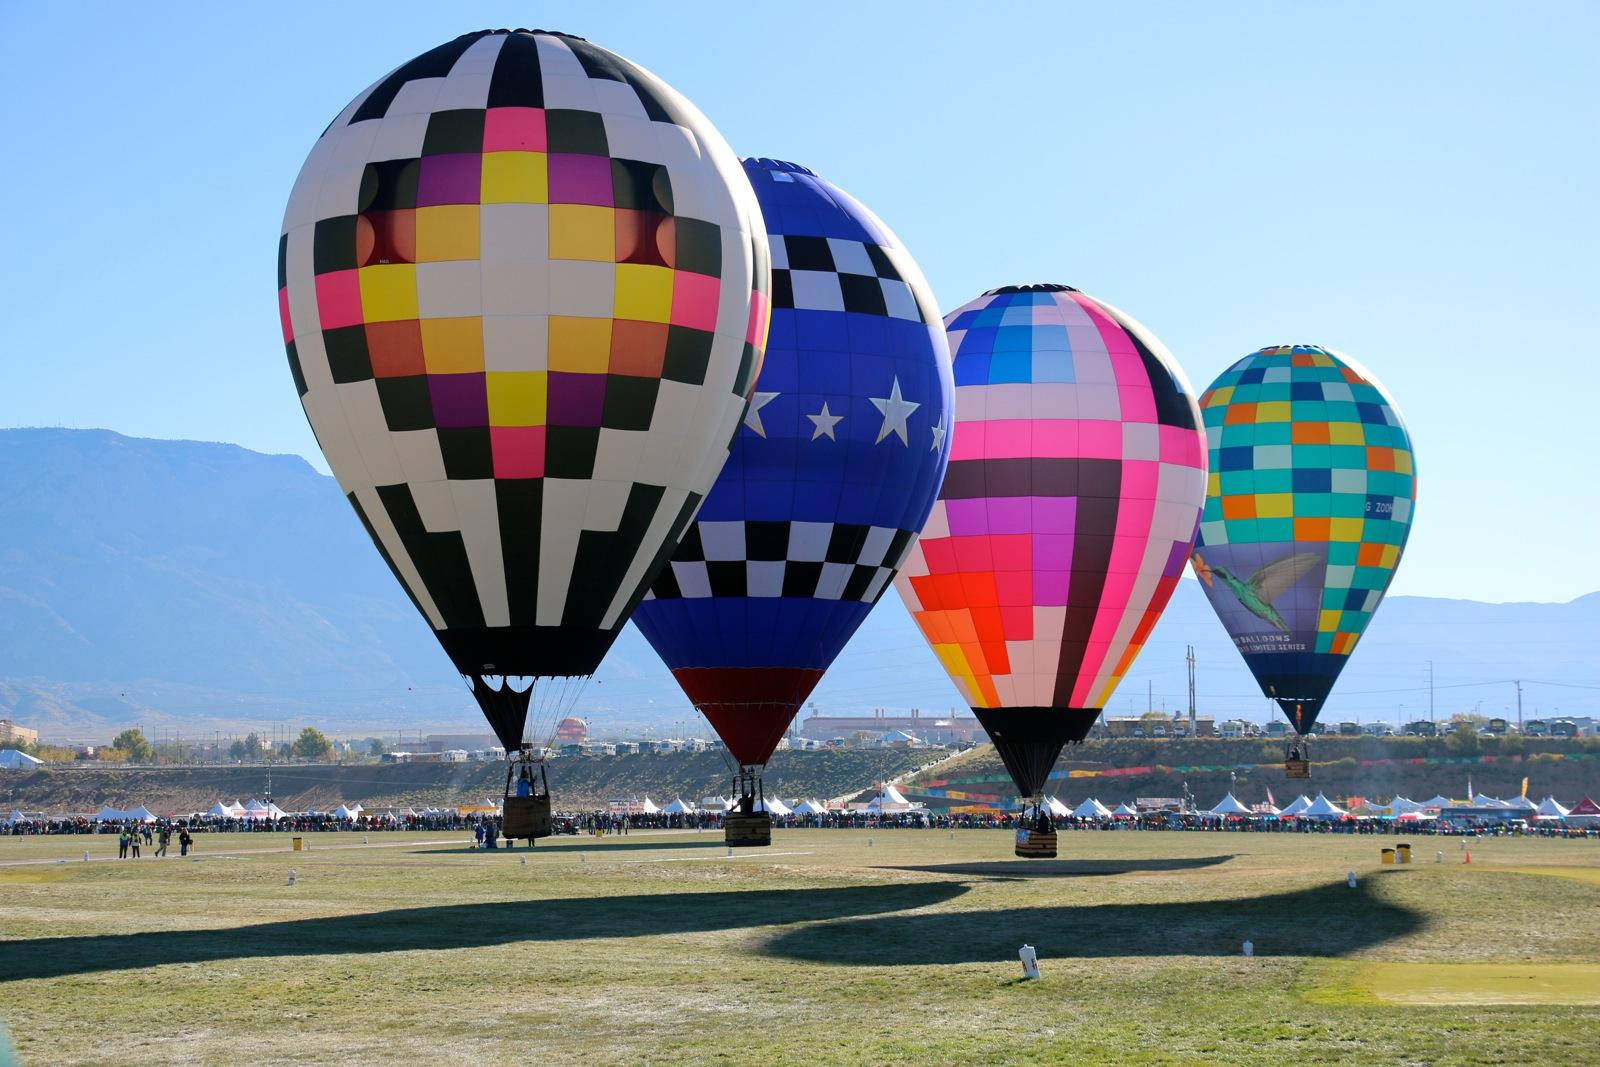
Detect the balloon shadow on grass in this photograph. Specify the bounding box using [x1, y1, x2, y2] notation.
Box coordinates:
[0, 882, 967, 983]
[881, 855, 1235, 880]
[761, 879, 1425, 964]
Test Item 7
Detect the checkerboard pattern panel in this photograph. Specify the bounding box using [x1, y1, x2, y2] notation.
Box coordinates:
[769, 234, 934, 323]
[1195, 344, 1416, 656]
[647, 520, 915, 602]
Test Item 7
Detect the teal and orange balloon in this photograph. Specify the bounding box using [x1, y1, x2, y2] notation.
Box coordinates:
[1189, 345, 1416, 735]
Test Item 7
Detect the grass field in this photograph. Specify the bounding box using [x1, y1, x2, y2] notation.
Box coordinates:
[2, 829, 1598, 1065]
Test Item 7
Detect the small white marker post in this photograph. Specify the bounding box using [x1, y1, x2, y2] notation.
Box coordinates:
[1347, 871, 1357, 888]
[1019, 944, 1040, 980]
[1242, 940, 1254, 957]
[287, 868, 297, 886]
[1436, 851, 1444, 863]
[82, 851, 89, 862]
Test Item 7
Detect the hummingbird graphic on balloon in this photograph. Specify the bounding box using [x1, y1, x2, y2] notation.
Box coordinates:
[1192, 550, 1323, 634]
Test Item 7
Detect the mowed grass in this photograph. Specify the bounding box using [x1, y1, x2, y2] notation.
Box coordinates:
[2, 829, 1599, 1065]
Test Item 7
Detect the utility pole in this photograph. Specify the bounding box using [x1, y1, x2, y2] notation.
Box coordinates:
[1515, 680, 1523, 730]
[1426, 661, 1435, 722]
[1187, 645, 1197, 734]
[1148, 679, 1153, 714]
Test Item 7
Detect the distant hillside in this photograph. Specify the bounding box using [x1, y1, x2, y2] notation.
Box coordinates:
[902, 736, 1600, 810]
[0, 748, 944, 814]
[0, 428, 1594, 743]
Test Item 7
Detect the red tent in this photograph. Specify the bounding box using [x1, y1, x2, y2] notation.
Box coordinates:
[1567, 795, 1600, 816]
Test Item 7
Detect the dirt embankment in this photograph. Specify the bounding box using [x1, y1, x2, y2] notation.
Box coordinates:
[906, 736, 1600, 804]
[0, 748, 945, 814]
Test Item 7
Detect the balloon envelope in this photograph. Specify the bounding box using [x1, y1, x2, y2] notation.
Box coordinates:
[1190, 344, 1415, 734]
[632, 159, 953, 766]
[278, 30, 769, 749]
[895, 285, 1206, 796]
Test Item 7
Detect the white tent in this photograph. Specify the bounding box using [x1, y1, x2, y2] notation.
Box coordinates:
[332, 804, 360, 820]
[793, 798, 828, 816]
[1069, 797, 1113, 820]
[1043, 795, 1073, 818]
[1112, 801, 1138, 817]
[0, 749, 43, 770]
[637, 796, 661, 814]
[208, 802, 235, 818]
[866, 784, 918, 812]
[1300, 793, 1348, 819]
[1535, 796, 1570, 819]
[92, 805, 125, 822]
[6, 810, 27, 825]
[755, 796, 792, 816]
[1208, 793, 1253, 816]
[1277, 795, 1313, 817]
[1420, 795, 1454, 810]
[1502, 795, 1538, 811]
[660, 797, 697, 815]
[125, 806, 155, 822]
[1471, 793, 1509, 808]
[243, 801, 287, 820]
[1388, 796, 1427, 815]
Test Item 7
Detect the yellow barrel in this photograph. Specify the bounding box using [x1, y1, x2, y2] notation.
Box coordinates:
[1380, 847, 1395, 864]
[292, 837, 303, 852]
[1396, 843, 1412, 864]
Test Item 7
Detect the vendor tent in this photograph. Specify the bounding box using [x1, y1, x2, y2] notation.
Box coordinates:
[1535, 796, 1571, 819]
[1565, 796, 1600, 825]
[1208, 793, 1252, 816]
[207, 802, 235, 818]
[1502, 795, 1538, 811]
[0, 749, 43, 770]
[866, 784, 918, 812]
[637, 797, 661, 814]
[332, 804, 360, 820]
[92, 806, 125, 822]
[1471, 793, 1509, 808]
[6, 810, 27, 825]
[1300, 794, 1348, 819]
[1277, 795, 1314, 817]
[1069, 797, 1113, 819]
[1111, 802, 1138, 817]
[755, 796, 792, 816]
[1420, 795, 1454, 810]
[660, 797, 696, 815]
[1388, 796, 1427, 815]
[793, 799, 828, 816]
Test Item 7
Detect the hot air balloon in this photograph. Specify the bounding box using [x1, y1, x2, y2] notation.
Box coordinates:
[631, 159, 952, 846]
[894, 285, 1207, 856]
[1189, 345, 1415, 775]
[278, 30, 769, 839]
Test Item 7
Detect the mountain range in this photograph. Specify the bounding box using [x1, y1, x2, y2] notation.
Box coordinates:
[1, 428, 1593, 742]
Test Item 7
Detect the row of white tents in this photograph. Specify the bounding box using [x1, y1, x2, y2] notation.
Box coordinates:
[1036, 791, 1600, 822]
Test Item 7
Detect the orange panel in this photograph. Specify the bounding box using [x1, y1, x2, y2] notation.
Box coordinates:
[1292, 422, 1330, 444]
[1222, 495, 1256, 520]
[1294, 517, 1331, 541]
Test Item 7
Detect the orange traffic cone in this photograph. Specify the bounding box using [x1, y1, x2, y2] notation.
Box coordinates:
[1464, 849, 1472, 864]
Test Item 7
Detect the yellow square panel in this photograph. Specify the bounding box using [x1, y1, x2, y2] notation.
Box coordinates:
[482, 151, 548, 205]
[1394, 450, 1414, 475]
[486, 371, 547, 427]
[1329, 517, 1364, 542]
[548, 316, 612, 373]
[1255, 492, 1294, 518]
[420, 317, 484, 374]
[1379, 544, 1400, 568]
[1207, 385, 1234, 406]
[1319, 609, 1342, 633]
[415, 205, 481, 262]
[1328, 421, 1365, 445]
[358, 264, 417, 322]
[1255, 400, 1290, 422]
[548, 204, 614, 262]
[1207, 471, 1220, 497]
[613, 263, 674, 324]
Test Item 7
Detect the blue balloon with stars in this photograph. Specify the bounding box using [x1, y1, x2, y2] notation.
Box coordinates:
[632, 158, 954, 767]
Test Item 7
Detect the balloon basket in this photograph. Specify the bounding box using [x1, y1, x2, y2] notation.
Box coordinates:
[1284, 736, 1311, 779]
[725, 768, 772, 847]
[502, 751, 553, 843]
[1014, 806, 1057, 859]
[725, 813, 772, 848]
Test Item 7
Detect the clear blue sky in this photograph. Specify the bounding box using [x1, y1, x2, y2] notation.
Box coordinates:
[2, 2, 1594, 603]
